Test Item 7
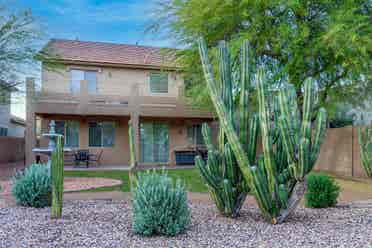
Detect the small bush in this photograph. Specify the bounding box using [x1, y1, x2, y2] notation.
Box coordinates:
[132, 171, 191, 236]
[305, 173, 340, 208]
[12, 164, 52, 208]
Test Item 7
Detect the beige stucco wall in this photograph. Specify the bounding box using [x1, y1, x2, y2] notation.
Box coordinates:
[39, 116, 208, 166]
[42, 65, 183, 98]
[314, 126, 368, 178]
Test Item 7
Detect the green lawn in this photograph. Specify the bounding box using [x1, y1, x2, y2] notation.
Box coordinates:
[65, 168, 208, 193]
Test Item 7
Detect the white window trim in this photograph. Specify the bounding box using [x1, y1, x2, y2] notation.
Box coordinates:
[88, 121, 115, 148]
[148, 72, 169, 95]
[54, 120, 80, 148]
[70, 69, 99, 94]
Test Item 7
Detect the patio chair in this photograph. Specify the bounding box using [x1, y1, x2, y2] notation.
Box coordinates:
[89, 150, 103, 166]
[74, 149, 90, 168]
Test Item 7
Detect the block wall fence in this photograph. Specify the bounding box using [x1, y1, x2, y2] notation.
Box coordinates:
[314, 125, 368, 178]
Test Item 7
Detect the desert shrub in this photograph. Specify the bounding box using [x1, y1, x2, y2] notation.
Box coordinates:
[12, 163, 51, 208]
[132, 171, 191, 236]
[305, 173, 340, 208]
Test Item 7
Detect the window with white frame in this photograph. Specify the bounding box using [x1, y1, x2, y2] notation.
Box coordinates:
[70, 69, 97, 94]
[149, 72, 168, 93]
[88, 121, 115, 147]
[55, 120, 79, 147]
[187, 124, 204, 146]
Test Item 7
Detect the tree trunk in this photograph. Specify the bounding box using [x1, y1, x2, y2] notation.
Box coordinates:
[274, 179, 307, 224]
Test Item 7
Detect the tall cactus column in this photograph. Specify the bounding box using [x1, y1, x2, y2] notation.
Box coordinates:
[128, 120, 138, 189]
[51, 135, 64, 219]
[195, 40, 258, 218]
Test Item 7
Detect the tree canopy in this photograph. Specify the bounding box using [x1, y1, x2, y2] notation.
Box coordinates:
[0, 6, 40, 91]
[151, 0, 372, 115]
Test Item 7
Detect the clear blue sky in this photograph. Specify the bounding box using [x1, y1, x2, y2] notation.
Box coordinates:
[13, 0, 174, 47]
[10, 0, 175, 118]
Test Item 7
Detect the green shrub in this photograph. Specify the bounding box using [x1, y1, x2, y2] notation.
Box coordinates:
[12, 164, 52, 208]
[132, 171, 191, 236]
[305, 173, 340, 208]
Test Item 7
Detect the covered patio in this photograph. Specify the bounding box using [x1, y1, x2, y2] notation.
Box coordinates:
[31, 113, 212, 169]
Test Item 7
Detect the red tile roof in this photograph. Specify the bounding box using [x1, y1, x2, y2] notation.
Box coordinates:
[44, 39, 180, 69]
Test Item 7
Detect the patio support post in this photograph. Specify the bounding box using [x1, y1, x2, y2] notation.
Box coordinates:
[129, 83, 140, 189]
[79, 79, 88, 113]
[129, 83, 141, 166]
[128, 118, 138, 189]
[25, 77, 36, 166]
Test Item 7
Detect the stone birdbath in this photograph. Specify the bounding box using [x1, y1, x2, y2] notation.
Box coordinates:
[32, 120, 71, 168]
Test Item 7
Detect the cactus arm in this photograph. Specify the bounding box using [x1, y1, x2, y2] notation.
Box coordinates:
[239, 41, 250, 151]
[201, 123, 214, 151]
[278, 116, 296, 164]
[301, 79, 314, 139]
[358, 127, 372, 177]
[358, 128, 367, 174]
[195, 156, 219, 190]
[218, 40, 234, 120]
[198, 37, 252, 183]
[222, 179, 233, 214]
[208, 150, 223, 180]
[278, 90, 296, 164]
[256, 69, 277, 196]
[310, 108, 327, 165]
[217, 41, 234, 152]
[247, 115, 259, 164]
[250, 166, 275, 221]
[298, 138, 310, 179]
[51, 135, 64, 219]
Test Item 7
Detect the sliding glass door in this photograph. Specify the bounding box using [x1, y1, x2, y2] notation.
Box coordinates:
[140, 123, 169, 163]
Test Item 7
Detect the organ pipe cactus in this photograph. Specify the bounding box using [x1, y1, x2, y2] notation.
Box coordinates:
[198, 38, 327, 224]
[128, 120, 138, 188]
[358, 127, 372, 177]
[195, 41, 259, 217]
[51, 135, 64, 219]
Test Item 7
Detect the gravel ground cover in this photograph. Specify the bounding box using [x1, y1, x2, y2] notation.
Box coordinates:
[0, 200, 371, 248]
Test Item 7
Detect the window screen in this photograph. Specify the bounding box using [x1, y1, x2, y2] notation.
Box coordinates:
[70, 70, 83, 94]
[54, 120, 79, 147]
[149, 73, 168, 93]
[187, 124, 204, 146]
[85, 71, 97, 93]
[89, 122, 115, 147]
[70, 69, 97, 94]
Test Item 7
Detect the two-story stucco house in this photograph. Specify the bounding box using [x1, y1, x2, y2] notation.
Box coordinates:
[25, 39, 213, 167]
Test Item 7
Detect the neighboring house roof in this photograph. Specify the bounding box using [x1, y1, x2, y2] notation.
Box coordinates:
[10, 116, 26, 127]
[42, 39, 180, 70]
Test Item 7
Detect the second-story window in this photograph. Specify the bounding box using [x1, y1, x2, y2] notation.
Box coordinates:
[70, 69, 97, 94]
[149, 72, 168, 93]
